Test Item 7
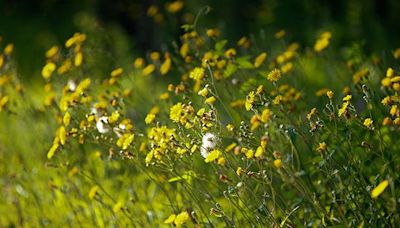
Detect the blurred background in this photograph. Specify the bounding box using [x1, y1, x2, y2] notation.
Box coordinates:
[1, 0, 400, 78]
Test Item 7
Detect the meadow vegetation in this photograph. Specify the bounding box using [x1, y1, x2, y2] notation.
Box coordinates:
[1, 2, 400, 227]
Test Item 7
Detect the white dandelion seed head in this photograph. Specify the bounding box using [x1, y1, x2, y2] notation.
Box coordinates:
[67, 79, 77, 92]
[200, 132, 218, 158]
[96, 116, 109, 134]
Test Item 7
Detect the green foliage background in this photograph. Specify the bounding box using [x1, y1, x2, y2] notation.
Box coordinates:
[2, 0, 400, 77]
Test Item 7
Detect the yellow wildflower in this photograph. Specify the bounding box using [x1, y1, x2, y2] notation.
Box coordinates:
[281, 62, 293, 74]
[170, 103, 183, 123]
[166, 1, 184, 13]
[238, 37, 251, 48]
[59, 126, 67, 145]
[261, 136, 268, 148]
[363, 118, 373, 128]
[159, 92, 169, 100]
[314, 38, 329, 52]
[177, 148, 187, 155]
[391, 76, 400, 83]
[189, 67, 205, 80]
[47, 143, 59, 159]
[57, 60, 72, 74]
[116, 133, 135, 150]
[150, 51, 160, 61]
[245, 91, 255, 111]
[191, 145, 198, 153]
[273, 95, 282, 105]
[88, 185, 100, 200]
[386, 68, 394, 77]
[326, 90, 334, 99]
[260, 108, 271, 123]
[225, 143, 237, 152]
[267, 68, 281, 82]
[371, 180, 389, 199]
[164, 214, 176, 224]
[174, 211, 189, 227]
[381, 96, 391, 106]
[45, 46, 59, 59]
[205, 149, 221, 163]
[390, 105, 397, 116]
[134, 57, 144, 68]
[197, 108, 205, 116]
[343, 95, 352, 102]
[273, 159, 282, 169]
[160, 57, 171, 75]
[226, 124, 234, 132]
[393, 83, 400, 91]
[338, 102, 349, 117]
[180, 42, 189, 58]
[236, 167, 244, 176]
[205, 96, 216, 105]
[143, 64, 155, 76]
[74, 52, 83, 67]
[254, 52, 267, 68]
[4, 43, 13, 55]
[250, 115, 260, 131]
[206, 29, 220, 38]
[382, 117, 392, 126]
[111, 67, 123, 77]
[198, 87, 208, 97]
[256, 85, 264, 95]
[217, 157, 226, 165]
[41, 62, 56, 79]
[314, 32, 331, 52]
[113, 202, 123, 213]
[145, 114, 156, 124]
[316, 142, 327, 153]
[394, 48, 400, 59]
[225, 48, 236, 58]
[63, 112, 71, 126]
[107, 111, 119, 124]
[246, 149, 254, 159]
[255, 146, 264, 158]
[0, 95, 9, 111]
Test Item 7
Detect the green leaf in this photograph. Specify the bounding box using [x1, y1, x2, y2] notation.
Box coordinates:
[215, 40, 228, 52]
[180, 24, 193, 32]
[236, 56, 254, 69]
[224, 63, 237, 78]
[168, 171, 196, 183]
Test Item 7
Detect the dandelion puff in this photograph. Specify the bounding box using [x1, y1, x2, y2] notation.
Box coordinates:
[96, 116, 109, 134]
[67, 79, 77, 92]
[200, 133, 218, 158]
